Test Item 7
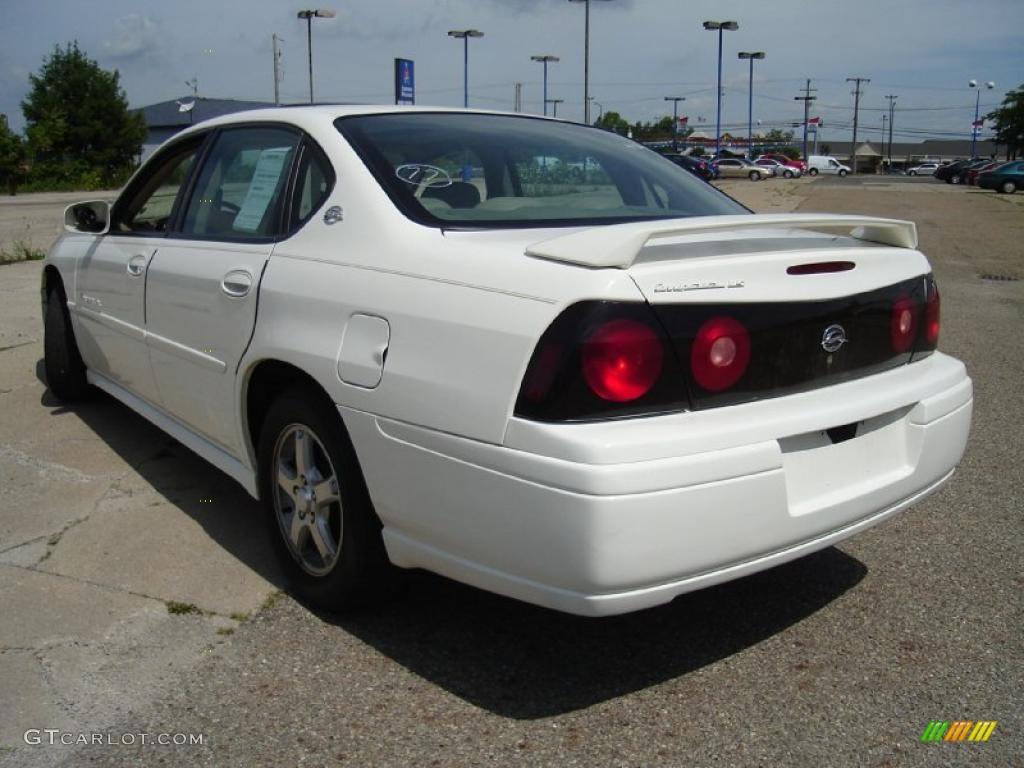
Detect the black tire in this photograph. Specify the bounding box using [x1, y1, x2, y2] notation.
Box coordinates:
[808, 168, 818, 176]
[908, 171, 917, 176]
[951, 175, 961, 185]
[783, 170, 793, 178]
[1002, 180, 1017, 194]
[838, 169, 848, 177]
[749, 171, 761, 181]
[258, 385, 401, 612]
[44, 286, 90, 401]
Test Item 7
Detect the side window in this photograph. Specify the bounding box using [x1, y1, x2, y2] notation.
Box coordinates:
[114, 140, 202, 234]
[180, 126, 299, 240]
[289, 142, 334, 230]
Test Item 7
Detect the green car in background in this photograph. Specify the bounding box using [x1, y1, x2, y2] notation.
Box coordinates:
[977, 160, 1023, 194]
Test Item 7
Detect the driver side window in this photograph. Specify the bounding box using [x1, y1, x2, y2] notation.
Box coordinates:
[114, 141, 201, 234]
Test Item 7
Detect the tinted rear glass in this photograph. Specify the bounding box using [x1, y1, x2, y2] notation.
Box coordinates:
[336, 113, 746, 228]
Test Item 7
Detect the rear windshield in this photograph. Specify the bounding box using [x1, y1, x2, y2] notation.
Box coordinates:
[336, 113, 747, 228]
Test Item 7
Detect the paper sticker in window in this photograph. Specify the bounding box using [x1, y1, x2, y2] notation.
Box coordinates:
[233, 147, 293, 232]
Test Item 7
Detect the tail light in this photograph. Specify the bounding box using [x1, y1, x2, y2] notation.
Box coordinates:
[582, 319, 664, 402]
[514, 302, 689, 422]
[925, 282, 940, 346]
[890, 296, 919, 353]
[690, 316, 751, 392]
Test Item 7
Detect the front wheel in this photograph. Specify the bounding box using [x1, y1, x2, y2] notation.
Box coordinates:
[749, 171, 761, 181]
[908, 171, 917, 176]
[258, 386, 401, 611]
[44, 286, 90, 401]
[838, 169, 848, 177]
[783, 170, 793, 178]
[1002, 180, 1017, 194]
[951, 175, 961, 185]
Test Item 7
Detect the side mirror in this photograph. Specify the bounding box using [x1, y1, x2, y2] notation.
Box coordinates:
[63, 200, 111, 235]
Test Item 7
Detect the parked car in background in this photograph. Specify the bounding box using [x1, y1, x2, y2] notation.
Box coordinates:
[965, 161, 1000, 186]
[713, 157, 772, 180]
[43, 106, 972, 617]
[934, 159, 972, 183]
[977, 160, 1023, 194]
[907, 163, 939, 176]
[755, 158, 802, 178]
[663, 153, 716, 182]
[760, 153, 807, 173]
[806, 156, 851, 176]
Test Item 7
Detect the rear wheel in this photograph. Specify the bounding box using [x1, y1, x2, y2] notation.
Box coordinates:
[1002, 180, 1017, 194]
[808, 168, 818, 176]
[258, 386, 401, 611]
[908, 171, 917, 176]
[44, 286, 90, 401]
[951, 175, 961, 185]
[783, 170, 793, 178]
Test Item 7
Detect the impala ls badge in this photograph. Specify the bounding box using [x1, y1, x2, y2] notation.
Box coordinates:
[821, 324, 848, 353]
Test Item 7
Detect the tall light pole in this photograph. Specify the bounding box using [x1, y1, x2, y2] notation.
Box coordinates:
[885, 94, 897, 169]
[969, 79, 994, 158]
[569, 0, 614, 124]
[531, 55, 560, 116]
[737, 51, 765, 159]
[448, 29, 484, 108]
[297, 9, 335, 103]
[703, 20, 739, 158]
[664, 97, 685, 151]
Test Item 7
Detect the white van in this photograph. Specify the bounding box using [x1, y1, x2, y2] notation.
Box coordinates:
[807, 155, 851, 176]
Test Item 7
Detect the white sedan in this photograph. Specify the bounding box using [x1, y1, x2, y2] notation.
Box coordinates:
[44, 107, 972, 616]
[908, 163, 939, 176]
[755, 158, 802, 178]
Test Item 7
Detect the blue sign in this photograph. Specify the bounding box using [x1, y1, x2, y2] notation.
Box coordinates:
[394, 58, 415, 105]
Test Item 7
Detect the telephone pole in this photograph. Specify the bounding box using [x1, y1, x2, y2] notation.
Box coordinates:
[793, 79, 816, 162]
[885, 94, 897, 169]
[846, 77, 870, 174]
[272, 34, 282, 105]
[514, 82, 522, 113]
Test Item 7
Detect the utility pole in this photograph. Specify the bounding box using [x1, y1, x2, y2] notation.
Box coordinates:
[885, 94, 897, 170]
[272, 34, 282, 105]
[846, 77, 870, 174]
[514, 82, 522, 113]
[881, 114, 887, 171]
[664, 96, 685, 152]
[793, 79, 816, 162]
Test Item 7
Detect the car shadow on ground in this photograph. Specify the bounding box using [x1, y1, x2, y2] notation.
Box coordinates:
[319, 541, 866, 719]
[38, 363, 867, 719]
[36, 360, 285, 591]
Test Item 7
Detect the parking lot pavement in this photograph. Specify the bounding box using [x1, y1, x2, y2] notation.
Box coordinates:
[0, 192, 119, 253]
[0, 259, 281, 762]
[2, 181, 1022, 767]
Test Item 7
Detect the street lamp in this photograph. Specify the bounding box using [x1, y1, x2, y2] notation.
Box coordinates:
[568, 0, 614, 124]
[296, 9, 335, 104]
[531, 55, 560, 116]
[448, 29, 484, 108]
[664, 96, 686, 151]
[703, 20, 738, 158]
[969, 79, 994, 159]
[737, 51, 765, 159]
[547, 98, 565, 118]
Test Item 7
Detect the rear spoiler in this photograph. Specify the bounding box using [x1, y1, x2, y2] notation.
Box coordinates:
[525, 214, 919, 269]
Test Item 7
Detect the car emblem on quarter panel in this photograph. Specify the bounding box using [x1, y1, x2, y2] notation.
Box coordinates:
[821, 324, 848, 353]
[323, 206, 344, 225]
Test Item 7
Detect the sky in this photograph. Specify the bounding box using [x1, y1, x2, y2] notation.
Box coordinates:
[1, 0, 1022, 145]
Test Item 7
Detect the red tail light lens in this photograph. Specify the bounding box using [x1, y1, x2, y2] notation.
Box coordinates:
[582, 319, 664, 402]
[690, 316, 751, 392]
[925, 283, 940, 346]
[891, 296, 919, 353]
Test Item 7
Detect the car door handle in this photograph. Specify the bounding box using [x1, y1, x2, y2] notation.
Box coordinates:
[127, 254, 148, 277]
[221, 270, 253, 298]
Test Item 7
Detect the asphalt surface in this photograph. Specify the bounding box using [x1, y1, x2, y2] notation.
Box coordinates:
[3, 179, 1022, 767]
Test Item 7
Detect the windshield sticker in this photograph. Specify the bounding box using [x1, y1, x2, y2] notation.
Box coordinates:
[396, 164, 453, 188]
[233, 147, 293, 232]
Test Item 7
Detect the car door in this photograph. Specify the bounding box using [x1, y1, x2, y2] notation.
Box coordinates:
[144, 124, 303, 453]
[73, 136, 206, 404]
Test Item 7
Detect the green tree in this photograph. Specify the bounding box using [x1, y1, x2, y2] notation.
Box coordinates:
[21, 42, 146, 187]
[986, 84, 1024, 159]
[594, 110, 629, 134]
[0, 117, 27, 194]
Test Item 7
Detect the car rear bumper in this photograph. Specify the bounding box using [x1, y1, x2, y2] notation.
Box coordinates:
[342, 352, 972, 616]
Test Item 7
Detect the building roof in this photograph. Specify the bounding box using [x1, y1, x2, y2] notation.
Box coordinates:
[826, 138, 998, 160]
[136, 97, 278, 129]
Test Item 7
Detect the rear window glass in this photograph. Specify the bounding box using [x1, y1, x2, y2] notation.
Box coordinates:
[336, 113, 746, 228]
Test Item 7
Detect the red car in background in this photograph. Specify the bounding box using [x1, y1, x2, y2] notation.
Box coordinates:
[759, 153, 807, 173]
[966, 161, 999, 186]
